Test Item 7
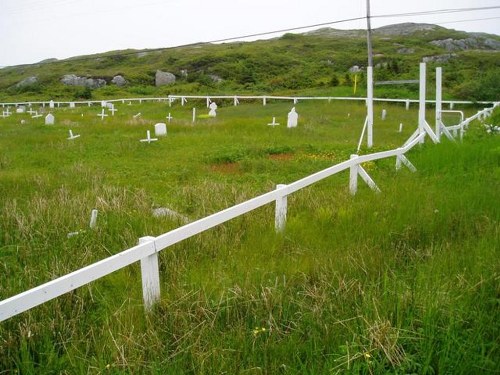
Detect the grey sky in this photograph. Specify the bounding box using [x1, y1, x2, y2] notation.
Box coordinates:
[1, 0, 499, 67]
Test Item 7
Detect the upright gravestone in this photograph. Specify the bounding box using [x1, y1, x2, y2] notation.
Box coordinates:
[16, 106, 26, 113]
[208, 102, 218, 117]
[69, 102, 76, 108]
[49, 100, 54, 109]
[287, 107, 298, 128]
[154, 123, 167, 136]
[45, 113, 55, 125]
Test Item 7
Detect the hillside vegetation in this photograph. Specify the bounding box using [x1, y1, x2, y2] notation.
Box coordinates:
[0, 23, 499, 102]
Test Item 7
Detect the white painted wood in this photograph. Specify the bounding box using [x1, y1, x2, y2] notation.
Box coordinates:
[89, 209, 98, 228]
[275, 184, 287, 232]
[358, 165, 380, 193]
[138, 236, 161, 310]
[267, 117, 280, 127]
[166, 113, 173, 122]
[419, 63, 426, 144]
[0, 241, 155, 322]
[367, 66, 374, 148]
[192, 108, 196, 123]
[349, 154, 359, 195]
[97, 109, 108, 120]
[396, 154, 417, 173]
[406, 99, 410, 111]
[263, 96, 267, 106]
[233, 96, 239, 106]
[140, 130, 158, 143]
[436, 67, 442, 141]
[67, 130, 80, 140]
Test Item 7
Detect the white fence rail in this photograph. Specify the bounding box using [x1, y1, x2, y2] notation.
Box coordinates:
[0, 104, 496, 322]
[0, 95, 496, 109]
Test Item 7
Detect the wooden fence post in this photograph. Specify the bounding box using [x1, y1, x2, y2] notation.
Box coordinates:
[138, 236, 160, 310]
[275, 184, 287, 232]
[349, 154, 359, 195]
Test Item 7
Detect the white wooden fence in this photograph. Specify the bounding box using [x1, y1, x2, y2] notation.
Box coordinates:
[0, 95, 496, 110]
[0, 104, 496, 322]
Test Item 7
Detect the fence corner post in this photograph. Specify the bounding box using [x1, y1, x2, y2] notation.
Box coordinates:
[275, 184, 287, 232]
[138, 236, 160, 311]
[349, 154, 359, 195]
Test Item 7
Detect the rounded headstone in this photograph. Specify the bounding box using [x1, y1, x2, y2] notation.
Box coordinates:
[154, 123, 167, 136]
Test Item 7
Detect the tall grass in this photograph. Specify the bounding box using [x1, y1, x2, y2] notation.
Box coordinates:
[0, 100, 498, 373]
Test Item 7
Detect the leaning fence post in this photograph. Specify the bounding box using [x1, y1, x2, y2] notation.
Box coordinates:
[138, 236, 161, 310]
[349, 154, 359, 195]
[275, 184, 287, 232]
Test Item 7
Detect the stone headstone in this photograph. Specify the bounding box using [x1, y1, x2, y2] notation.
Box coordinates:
[381, 109, 387, 120]
[155, 70, 176, 86]
[69, 102, 75, 108]
[208, 102, 218, 117]
[154, 123, 167, 136]
[287, 107, 298, 128]
[45, 113, 55, 125]
[16, 106, 26, 113]
[49, 100, 54, 109]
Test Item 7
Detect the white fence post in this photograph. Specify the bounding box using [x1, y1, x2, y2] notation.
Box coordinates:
[349, 154, 359, 195]
[138, 236, 161, 310]
[275, 184, 287, 232]
[435, 67, 442, 142]
[419, 63, 426, 144]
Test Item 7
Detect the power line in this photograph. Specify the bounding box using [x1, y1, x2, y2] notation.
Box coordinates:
[437, 16, 500, 25]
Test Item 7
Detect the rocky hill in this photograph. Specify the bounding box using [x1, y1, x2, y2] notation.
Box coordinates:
[0, 23, 498, 101]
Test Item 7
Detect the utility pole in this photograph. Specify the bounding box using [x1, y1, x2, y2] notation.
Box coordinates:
[366, 0, 374, 148]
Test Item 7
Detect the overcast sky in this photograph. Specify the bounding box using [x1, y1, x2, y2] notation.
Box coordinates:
[1, 0, 499, 67]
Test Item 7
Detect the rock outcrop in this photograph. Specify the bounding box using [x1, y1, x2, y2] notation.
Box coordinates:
[61, 74, 106, 89]
[111, 75, 127, 86]
[15, 76, 38, 88]
[155, 70, 176, 86]
[430, 37, 500, 51]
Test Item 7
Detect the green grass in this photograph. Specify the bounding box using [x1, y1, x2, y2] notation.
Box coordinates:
[0, 100, 498, 373]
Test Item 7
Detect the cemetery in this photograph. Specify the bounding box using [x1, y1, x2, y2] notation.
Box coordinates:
[0, 67, 498, 371]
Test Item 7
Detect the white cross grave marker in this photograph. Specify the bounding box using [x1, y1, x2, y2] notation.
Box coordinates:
[267, 117, 280, 127]
[97, 109, 108, 120]
[67, 129, 80, 140]
[140, 130, 158, 143]
[108, 106, 118, 116]
[166, 113, 173, 122]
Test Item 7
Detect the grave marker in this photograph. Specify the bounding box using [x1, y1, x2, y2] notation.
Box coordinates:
[267, 117, 280, 127]
[45, 113, 55, 125]
[108, 106, 118, 116]
[208, 102, 217, 117]
[140, 130, 158, 143]
[154, 123, 167, 136]
[166, 113, 173, 122]
[49, 100, 54, 109]
[133, 112, 141, 118]
[69, 102, 75, 108]
[67, 129, 80, 140]
[287, 107, 298, 128]
[97, 109, 108, 120]
[381, 109, 387, 120]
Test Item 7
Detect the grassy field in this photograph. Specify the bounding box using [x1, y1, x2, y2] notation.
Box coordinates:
[0, 99, 498, 374]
